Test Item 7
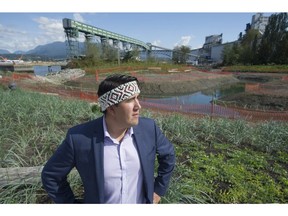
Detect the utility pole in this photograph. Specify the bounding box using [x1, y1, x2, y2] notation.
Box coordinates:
[118, 46, 120, 66]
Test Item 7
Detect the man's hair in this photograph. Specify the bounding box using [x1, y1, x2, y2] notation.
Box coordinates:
[97, 74, 139, 97]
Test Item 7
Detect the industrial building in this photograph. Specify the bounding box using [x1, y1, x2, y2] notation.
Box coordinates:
[190, 13, 270, 65]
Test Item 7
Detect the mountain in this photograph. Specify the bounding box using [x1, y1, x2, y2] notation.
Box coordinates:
[1, 41, 86, 59]
[0, 49, 11, 54]
[26, 41, 67, 58]
[14, 50, 26, 54]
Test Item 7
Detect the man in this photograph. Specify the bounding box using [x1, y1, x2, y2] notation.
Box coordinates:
[41, 74, 175, 204]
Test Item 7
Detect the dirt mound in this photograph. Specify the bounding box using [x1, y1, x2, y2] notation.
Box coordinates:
[139, 75, 239, 96]
[219, 73, 288, 111]
[219, 93, 288, 111]
[35, 69, 85, 84]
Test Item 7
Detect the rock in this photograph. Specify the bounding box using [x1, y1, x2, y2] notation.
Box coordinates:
[8, 82, 17, 90]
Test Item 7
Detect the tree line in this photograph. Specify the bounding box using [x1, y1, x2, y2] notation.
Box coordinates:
[222, 13, 288, 65]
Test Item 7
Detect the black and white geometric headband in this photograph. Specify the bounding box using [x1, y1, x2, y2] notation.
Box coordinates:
[98, 81, 140, 111]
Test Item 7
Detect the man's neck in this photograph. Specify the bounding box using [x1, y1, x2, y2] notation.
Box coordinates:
[105, 116, 128, 142]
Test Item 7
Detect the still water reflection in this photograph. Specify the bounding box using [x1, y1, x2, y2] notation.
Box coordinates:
[142, 82, 245, 105]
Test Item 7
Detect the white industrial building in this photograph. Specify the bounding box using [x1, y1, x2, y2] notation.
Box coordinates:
[189, 13, 270, 65]
[251, 13, 269, 34]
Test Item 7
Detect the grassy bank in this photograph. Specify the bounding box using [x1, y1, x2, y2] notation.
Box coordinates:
[0, 86, 288, 203]
[222, 65, 288, 73]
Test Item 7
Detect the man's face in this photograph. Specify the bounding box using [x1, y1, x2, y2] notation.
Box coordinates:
[112, 93, 141, 129]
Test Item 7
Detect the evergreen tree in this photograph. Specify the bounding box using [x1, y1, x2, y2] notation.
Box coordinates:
[221, 43, 240, 65]
[239, 29, 260, 65]
[257, 13, 288, 64]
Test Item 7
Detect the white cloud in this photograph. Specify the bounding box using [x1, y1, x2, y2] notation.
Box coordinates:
[0, 24, 31, 52]
[73, 13, 85, 23]
[152, 40, 161, 46]
[33, 16, 65, 42]
[0, 16, 67, 53]
[174, 36, 192, 47]
[0, 24, 27, 36]
[194, 44, 203, 49]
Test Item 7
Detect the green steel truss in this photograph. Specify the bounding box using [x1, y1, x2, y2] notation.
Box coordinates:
[63, 18, 150, 58]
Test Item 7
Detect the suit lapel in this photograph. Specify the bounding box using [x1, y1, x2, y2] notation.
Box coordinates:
[133, 124, 149, 180]
[133, 122, 155, 203]
[92, 116, 105, 203]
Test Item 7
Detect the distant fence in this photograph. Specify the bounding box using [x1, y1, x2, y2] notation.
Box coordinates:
[246, 82, 288, 91]
[1, 72, 288, 122]
[140, 100, 288, 122]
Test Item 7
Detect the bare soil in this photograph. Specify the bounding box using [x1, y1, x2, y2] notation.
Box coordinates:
[65, 70, 240, 96]
[218, 92, 288, 111]
[138, 75, 239, 96]
[218, 73, 288, 111]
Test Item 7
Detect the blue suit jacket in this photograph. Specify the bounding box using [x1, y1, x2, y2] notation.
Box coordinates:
[41, 116, 175, 203]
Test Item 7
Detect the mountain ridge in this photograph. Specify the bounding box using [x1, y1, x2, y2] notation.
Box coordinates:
[0, 41, 67, 58]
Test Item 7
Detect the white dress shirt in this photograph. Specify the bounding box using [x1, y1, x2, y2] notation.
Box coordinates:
[102, 117, 145, 203]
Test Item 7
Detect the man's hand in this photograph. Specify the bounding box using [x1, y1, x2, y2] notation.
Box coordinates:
[153, 192, 161, 204]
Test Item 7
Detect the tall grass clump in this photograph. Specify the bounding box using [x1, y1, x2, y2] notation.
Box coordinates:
[0, 87, 100, 167]
[0, 86, 100, 203]
[251, 121, 288, 153]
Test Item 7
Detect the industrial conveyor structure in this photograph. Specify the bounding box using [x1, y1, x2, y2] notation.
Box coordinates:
[62, 18, 199, 62]
[62, 18, 150, 59]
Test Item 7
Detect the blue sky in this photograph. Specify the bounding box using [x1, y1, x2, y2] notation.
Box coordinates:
[0, 1, 281, 53]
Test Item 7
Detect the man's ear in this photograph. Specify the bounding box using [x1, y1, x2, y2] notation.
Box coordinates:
[107, 105, 116, 116]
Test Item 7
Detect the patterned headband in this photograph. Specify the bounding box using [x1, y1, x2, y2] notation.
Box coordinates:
[98, 81, 140, 111]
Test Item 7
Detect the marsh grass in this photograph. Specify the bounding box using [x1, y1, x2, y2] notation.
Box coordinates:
[0, 86, 288, 203]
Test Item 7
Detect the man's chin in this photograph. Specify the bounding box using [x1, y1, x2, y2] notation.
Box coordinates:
[131, 118, 139, 126]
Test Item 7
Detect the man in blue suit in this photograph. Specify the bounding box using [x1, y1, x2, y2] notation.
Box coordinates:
[41, 74, 175, 204]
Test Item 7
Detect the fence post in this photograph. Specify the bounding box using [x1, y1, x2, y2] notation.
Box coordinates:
[210, 102, 214, 120]
[210, 93, 215, 120]
[95, 70, 99, 82]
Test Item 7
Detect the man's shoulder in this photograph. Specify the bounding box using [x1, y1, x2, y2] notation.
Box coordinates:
[139, 117, 155, 125]
[136, 117, 158, 132]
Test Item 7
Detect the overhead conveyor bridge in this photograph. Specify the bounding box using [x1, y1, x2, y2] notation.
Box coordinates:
[63, 18, 150, 58]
